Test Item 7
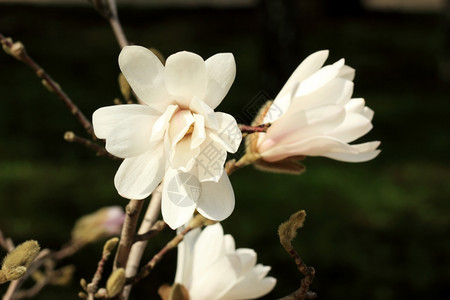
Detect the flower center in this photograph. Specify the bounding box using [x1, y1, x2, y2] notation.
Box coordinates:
[185, 123, 195, 136]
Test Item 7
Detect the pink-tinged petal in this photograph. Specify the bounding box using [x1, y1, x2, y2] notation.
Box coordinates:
[324, 141, 381, 162]
[338, 64, 355, 81]
[196, 172, 235, 221]
[220, 264, 276, 300]
[291, 78, 353, 112]
[326, 113, 373, 143]
[296, 61, 342, 97]
[192, 223, 225, 277]
[169, 110, 195, 147]
[195, 140, 227, 182]
[175, 227, 201, 287]
[208, 112, 242, 153]
[261, 105, 346, 151]
[114, 147, 165, 200]
[93, 104, 158, 139]
[165, 51, 207, 108]
[150, 104, 179, 142]
[203, 53, 236, 109]
[190, 255, 240, 300]
[261, 136, 375, 162]
[190, 97, 219, 130]
[105, 114, 158, 158]
[170, 137, 200, 172]
[275, 50, 329, 100]
[162, 169, 199, 229]
[118, 46, 171, 112]
[191, 114, 206, 149]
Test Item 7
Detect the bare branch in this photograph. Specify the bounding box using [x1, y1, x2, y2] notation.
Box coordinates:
[64, 131, 119, 160]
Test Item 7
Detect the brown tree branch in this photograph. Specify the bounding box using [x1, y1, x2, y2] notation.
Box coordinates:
[64, 131, 119, 160]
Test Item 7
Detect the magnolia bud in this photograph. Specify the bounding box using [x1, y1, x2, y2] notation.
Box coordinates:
[106, 268, 126, 297]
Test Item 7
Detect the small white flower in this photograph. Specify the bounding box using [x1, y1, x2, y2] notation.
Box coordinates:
[93, 46, 242, 229]
[255, 50, 380, 163]
[175, 223, 276, 300]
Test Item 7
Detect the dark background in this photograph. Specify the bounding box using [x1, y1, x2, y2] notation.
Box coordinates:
[1, 1, 449, 299]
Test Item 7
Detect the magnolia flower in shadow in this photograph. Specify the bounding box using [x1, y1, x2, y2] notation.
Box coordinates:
[249, 50, 380, 168]
[93, 46, 242, 229]
[174, 223, 276, 300]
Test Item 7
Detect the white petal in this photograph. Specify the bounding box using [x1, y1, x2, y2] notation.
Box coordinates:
[195, 140, 227, 182]
[296, 62, 341, 97]
[118, 46, 171, 112]
[261, 136, 377, 162]
[235, 248, 257, 276]
[175, 227, 201, 287]
[191, 114, 206, 149]
[363, 106, 375, 121]
[291, 78, 353, 112]
[170, 137, 200, 172]
[190, 97, 219, 130]
[169, 110, 195, 147]
[263, 91, 293, 123]
[105, 114, 158, 158]
[275, 50, 329, 100]
[114, 147, 165, 200]
[151, 105, 179, 142]
[260, 105, 346, 151]
[162, 169, 200, 229]
[190, 255, 240, 300]
[196, 172, 235, 222]
[345, 98, 366, 114]
[220, 264, 276, 300]
[93, 104, 158, 139]
[203, 53, 236, 109]
[327, 113, 373, 143]
[338, 64, 355, 81]
[208, 112, 242, 153]
[165, 51, 207, 108]
[324, 141, 381, 162]
[223, 234, 236, 254]
[191, 223, 225, 277]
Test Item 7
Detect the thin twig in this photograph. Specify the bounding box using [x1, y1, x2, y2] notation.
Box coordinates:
[64, 131, 119, 160]
[113, 200, 144, 271]
[121, 184, 163, 299]
[0, 33, 94, 137]
[88, 0, 129, 49]
[13, 278, 49, 300]
[134, 221, 166, 243]
[0, 230, 14, 252]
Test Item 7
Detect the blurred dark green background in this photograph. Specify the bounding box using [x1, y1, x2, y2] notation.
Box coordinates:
[1, 1, 449, 299]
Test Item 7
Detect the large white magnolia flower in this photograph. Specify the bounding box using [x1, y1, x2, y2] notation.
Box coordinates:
[255, 50, 380, 163]
[93, 46, 242, 229]
[175, 223, 276, 300]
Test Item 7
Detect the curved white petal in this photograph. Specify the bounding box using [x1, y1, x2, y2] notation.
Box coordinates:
[105, 114, 158, 158]
[118, 46, 171, 112]
[275, 50, 329, 100]
[93, 104, 158, 139]
[296, 62, 341, 97]
[191, 114, 206, 149]
[162, 169, 200, 229]
[323, 141, 381, 162]
[261, 136, 378, 162]
[338, 64, 355, 81]
[203, 53, 236, 109]
[191, 223, 225, 277]
[196, 172, 235, 222]
[169, 110, 195, 147]
[326, 113, 373, 143]
[195, 140, 227, 182]
[151, 105, 179, 142]
[114, 147, 165, 200]
[170, 137, 200, 172]
[223, 234, 236, 255]
[235, 248, 257, 276]
[209, 112, 242, 153]
[175, 227, 201, 287]
[189, 255, 240, 300]
[165, 51, 207, 108]
[190, 97, 219, 130]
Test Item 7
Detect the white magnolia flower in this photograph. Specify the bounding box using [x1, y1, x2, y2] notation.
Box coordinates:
[255, 50, 380, 163]
[175, 223, 276, 300]
[93, 46, 242, 229]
